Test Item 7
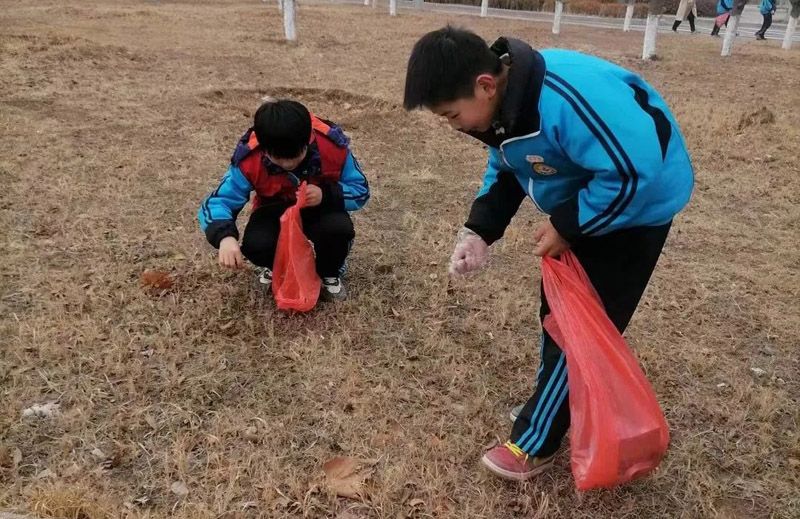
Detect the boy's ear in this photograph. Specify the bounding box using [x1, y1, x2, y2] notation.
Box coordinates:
[475, 73, 498, 98]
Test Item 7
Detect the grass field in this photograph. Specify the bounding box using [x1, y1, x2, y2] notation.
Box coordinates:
[1, 1, 799, 517]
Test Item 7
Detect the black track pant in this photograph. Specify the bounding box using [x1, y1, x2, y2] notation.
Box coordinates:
[510, 222, 671, 457]
[756, 13, 773, 37]
[240, 205, 354, 278]
[672, 12, 696, 32]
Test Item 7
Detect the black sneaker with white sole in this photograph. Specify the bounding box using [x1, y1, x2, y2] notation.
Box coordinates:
[321, 276, 347, 301]
[255, 267, 272, 289]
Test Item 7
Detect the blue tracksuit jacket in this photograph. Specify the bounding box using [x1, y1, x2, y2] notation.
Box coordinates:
[464, 38, 693, 245]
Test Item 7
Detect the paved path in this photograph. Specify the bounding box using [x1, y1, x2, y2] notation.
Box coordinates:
[325, 0, 800, 44]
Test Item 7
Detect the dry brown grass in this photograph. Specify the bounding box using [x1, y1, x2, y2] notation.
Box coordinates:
[1, 1, 799, 518]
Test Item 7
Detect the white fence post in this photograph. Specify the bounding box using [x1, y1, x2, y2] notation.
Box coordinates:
[553, 1, 564, 34]
[721, 14, 740, 56]
[283, 0, 296, 41]
[481, 0, 488, 17]
[390, 0, 397, 15]
[783, 15, 798, 50]
[623, 1, 635, 31]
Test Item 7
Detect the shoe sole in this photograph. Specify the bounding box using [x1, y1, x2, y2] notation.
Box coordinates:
[509, 404, 523, 423]
[480, 453, 554, 481]
[320, 286, 347, 302]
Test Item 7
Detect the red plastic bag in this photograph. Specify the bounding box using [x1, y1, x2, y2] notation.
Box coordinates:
[541, 250, 669, 490]
[272, 182, 320, 312]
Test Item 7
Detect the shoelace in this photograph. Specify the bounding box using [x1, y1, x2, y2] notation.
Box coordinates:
[504, 440, 529, 462]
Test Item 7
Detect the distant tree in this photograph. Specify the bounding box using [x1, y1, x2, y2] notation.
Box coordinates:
[783, 0, 799, 49]
[721, 0, 749, 56]
[642, 0, 665, 59]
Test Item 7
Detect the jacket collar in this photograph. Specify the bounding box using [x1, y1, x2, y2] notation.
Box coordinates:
[467, 37, 546, 148]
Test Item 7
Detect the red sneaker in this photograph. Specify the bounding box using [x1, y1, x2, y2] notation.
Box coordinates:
[481, 441, 555, 481]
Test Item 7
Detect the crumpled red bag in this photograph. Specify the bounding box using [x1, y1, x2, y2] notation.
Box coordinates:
[541, 250, 669, 490]
[272, 182, 320, 312]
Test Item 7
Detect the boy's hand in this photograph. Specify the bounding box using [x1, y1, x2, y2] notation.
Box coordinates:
[302, 185, 323, 207]
[449, 228, 488, 276]
[533, 220, 570, 258]
[219, 236, 244, 269]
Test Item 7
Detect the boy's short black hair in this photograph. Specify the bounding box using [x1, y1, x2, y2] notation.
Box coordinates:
[403, 26, 502, 110]
[253, 99, 311, 159]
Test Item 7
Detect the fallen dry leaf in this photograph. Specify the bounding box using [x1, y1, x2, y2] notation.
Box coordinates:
[140, 269, 174, 290]
[322, 456, 375, 499]
[22, 402, 60, 419]
[91, 447, 107, 459]
[64, 462, 81, 477]
[143, 414, 158, 430]
[243, 425, 260, 443]
[0, 445, 21, 468]
[170, 480, 189, 497]
[36, 468, 56, 479]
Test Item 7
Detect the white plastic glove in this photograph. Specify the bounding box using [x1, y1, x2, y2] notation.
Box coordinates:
[448, 227, 489, 276]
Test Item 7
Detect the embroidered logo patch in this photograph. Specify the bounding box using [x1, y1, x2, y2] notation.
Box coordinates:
[533, 163, 557, 176]
[525, 155, 544, 164]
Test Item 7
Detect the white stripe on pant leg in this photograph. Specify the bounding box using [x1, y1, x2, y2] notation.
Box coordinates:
[516, 353, 566, 447]
[522, 378, 568, 453]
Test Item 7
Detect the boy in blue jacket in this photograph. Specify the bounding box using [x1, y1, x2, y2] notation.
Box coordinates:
[404, 27, 693, 480]
[755, 0, 776, 39]
[199, 99, 369, 301]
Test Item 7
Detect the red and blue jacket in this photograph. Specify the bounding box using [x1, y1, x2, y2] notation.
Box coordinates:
[199, 116, 369, 248]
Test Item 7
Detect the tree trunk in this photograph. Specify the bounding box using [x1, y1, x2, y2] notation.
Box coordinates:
[553, 1, 564, 34]
[642, 0, 663, 60]
[783, 16, 798, 50]
[481, 0, 488, 17]
[642, 14, 659, 59]
[623, 2, 635, 32]
[390, 0, 397, 15]
[283, 0, 296, 41]
[722, 0, 752, 56]
[721, 14, 740, 56]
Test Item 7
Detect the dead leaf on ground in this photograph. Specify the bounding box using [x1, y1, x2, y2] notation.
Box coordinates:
[322, 456, 376, 499]
[22, 401, 61, 418]
[243, 425, 260, 442]
[64, 462, 81, 477]
[91, 447, 107, 459]
[140, 269, 174, 290]
[143, 413, 158, 430]
[0, 445, 22, 469]
[170, 480, 189, 497]
[36, 468, 56, 479]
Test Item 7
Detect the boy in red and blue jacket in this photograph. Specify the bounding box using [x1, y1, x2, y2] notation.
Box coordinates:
[199, 99, 369, 300]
